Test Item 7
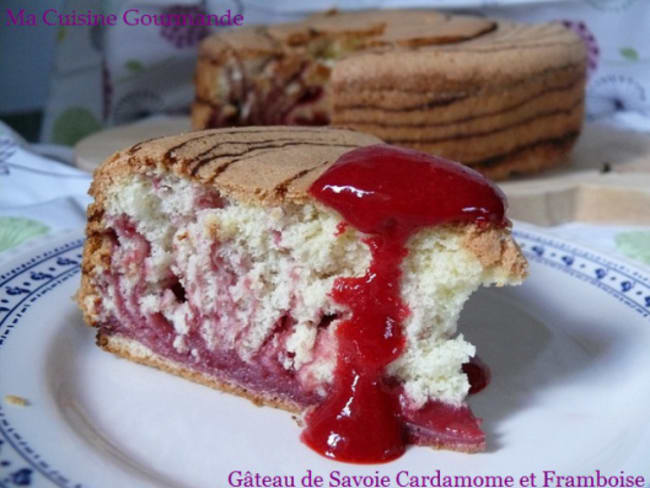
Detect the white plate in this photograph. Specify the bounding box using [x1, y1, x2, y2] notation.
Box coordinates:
[1, 225, 649, 488]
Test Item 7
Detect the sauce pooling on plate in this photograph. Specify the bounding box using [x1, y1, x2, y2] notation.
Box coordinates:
[304, 144, 506, 463]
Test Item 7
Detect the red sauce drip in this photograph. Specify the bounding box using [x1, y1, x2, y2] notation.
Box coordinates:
[463, 356, 491, 395]
[404, 400, 485, 449]
[303, 145, 506, 463]
[334, 221, 348, 237]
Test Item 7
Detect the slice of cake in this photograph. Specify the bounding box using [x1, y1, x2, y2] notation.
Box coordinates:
[78, 126, 527, 463]
[192, 9, 587, 179]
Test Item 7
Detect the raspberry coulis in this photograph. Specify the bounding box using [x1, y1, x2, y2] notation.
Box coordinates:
[304, 144, 506, 463]
[463, 356, 491, 395]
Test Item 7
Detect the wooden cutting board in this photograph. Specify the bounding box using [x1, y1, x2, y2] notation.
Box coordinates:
[75, 117, 650, 226]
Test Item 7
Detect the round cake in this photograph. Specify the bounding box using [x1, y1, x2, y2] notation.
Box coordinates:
[192, 9, 587, 180]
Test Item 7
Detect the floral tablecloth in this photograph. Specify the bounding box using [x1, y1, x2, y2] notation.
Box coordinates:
[41, 0, 650, 144]
[1, 120, 648, 269]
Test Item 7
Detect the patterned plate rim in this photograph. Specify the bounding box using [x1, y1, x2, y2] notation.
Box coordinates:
[0, 227, 648, 487]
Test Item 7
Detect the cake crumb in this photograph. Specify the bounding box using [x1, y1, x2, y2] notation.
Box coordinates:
[4, 395, 29, 407]
[292, 414, 305, 427]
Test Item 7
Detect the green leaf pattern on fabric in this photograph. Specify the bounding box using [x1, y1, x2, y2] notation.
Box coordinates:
[125, 59, 145, 73]
[52, 107, 102, 146]
[620, 47, 639, 61]
[615, 231, 650, 265]
[0, 218, 50, 253]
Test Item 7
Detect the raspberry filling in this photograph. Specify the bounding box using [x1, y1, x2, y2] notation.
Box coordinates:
[99, 187, 332, 407]
[304, 144, 506, 463]
[102, 216, 322, 407]
[206, 57, 331, 127]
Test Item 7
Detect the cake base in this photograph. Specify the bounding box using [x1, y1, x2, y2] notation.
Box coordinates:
[98, 332, 486, 453]
[98, 332, 303, 412]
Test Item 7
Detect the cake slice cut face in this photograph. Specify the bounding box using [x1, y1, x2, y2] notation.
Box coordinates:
[78, 127, 527, 463]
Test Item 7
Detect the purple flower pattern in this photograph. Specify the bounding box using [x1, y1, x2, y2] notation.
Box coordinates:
[159, 5, 211, 49]
[560, 20, 600, 78]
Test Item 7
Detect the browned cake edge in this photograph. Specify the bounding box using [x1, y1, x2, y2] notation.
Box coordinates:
[468, 131, 579, 180]
[98, 333, 303, 413]
[88, 127, 382, 207]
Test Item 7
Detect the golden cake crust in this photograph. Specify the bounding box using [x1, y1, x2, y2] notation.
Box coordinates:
[89, 127, 381, 206]
[193, 10, 586, 179]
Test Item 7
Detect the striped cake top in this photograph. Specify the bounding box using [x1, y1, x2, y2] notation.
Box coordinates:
[92, 127, 382, 205]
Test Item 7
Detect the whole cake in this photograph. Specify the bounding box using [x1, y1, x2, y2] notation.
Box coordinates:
[78, 126, 527, 463]
[192, 9, 587, 180]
